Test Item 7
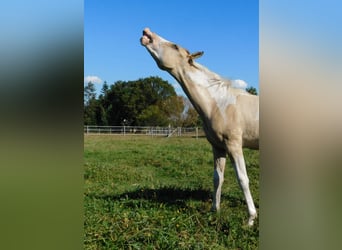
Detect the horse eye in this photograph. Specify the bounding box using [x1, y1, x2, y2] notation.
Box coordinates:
[172, 44, 179, 50]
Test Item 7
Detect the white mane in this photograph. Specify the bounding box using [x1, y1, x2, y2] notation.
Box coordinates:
[193, 62, 247, 93]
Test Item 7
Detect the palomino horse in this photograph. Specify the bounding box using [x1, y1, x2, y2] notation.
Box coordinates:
[140, 28, 259, 226]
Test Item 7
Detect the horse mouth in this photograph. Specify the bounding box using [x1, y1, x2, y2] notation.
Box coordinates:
[140, 28, 153, 46]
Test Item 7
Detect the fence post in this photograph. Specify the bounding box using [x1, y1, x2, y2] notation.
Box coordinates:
[196, 127, 198, 139]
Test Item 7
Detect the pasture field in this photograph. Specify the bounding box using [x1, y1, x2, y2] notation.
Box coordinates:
[84, 135, 259, 249]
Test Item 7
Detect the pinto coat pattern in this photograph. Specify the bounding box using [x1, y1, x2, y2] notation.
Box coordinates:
[140, 28, 258, 226]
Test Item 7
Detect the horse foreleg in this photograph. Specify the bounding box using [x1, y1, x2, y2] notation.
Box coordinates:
[211, 147, 226, 211]
[228, 144, 257, 226]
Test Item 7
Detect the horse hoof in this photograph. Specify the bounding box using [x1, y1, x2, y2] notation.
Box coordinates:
[248, 214, 257, 226]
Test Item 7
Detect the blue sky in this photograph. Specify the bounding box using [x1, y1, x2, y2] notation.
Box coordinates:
[84, 0, 259, 96]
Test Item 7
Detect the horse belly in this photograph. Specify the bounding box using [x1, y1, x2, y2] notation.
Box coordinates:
[243, 137, 259, 149]
[242, 122, 259, 149]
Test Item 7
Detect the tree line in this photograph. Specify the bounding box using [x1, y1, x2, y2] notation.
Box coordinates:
[84, 76, 258, 127]
[84, 76, 201, 127]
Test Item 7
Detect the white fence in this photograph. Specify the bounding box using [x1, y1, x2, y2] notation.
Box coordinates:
[84, 125, 204, 138]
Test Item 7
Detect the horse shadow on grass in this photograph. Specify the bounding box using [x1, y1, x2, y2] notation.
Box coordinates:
[88, 186, 247, 210]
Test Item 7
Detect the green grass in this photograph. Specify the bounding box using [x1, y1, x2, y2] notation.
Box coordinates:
[84, 135, 259, 249]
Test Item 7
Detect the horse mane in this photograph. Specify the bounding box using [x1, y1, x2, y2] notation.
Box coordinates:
[193, 61, 247, 94]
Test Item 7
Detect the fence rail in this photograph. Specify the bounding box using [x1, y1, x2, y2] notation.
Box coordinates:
[84, 125, 204, 138]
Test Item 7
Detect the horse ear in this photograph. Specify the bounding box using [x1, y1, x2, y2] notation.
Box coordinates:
[190, 51, 204, 60]
[188, 51, 204, 67]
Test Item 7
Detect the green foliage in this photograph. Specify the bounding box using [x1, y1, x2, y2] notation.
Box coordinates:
[84, 82, 98, 125]
[246, 86, 258, 95]
[88, 76, 185, 126]
[107, 76, 178, 126]
[84, 76, 203, 127]
[136, 105, 168, 126]
[84, 81, 96, 105]
[84, 136, 259, 249]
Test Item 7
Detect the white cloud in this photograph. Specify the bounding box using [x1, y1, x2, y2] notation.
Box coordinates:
[84, 75, 103, 84]
[231, 79, 248, 89]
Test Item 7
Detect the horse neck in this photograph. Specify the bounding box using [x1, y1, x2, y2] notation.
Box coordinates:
[168, 63, 233, 119]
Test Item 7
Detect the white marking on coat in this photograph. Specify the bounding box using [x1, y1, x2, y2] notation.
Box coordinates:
[187, 70, 236, 118]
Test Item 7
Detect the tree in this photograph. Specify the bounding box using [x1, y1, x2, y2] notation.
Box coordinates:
[101, 76, 180, 126]
[136, 105, 168, 126]
[84, 81, 98, 125]
[95, 104, 108, 126]
[83, 76, 200, 127]
[158, 95, 184, 126]
[246, 86, 258, 95]
[101, 81, 109, 96]
[84, 81, 96, 105]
